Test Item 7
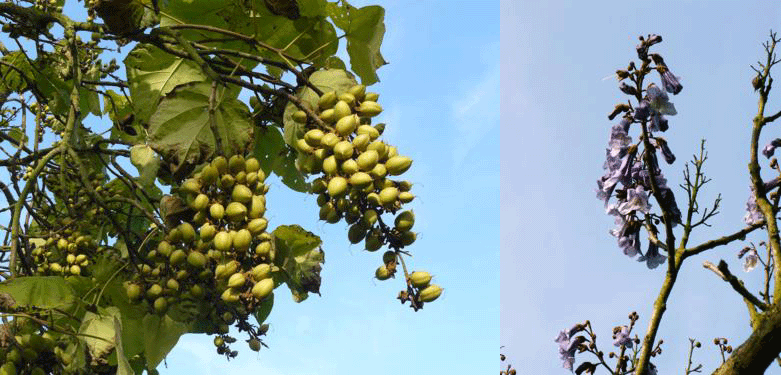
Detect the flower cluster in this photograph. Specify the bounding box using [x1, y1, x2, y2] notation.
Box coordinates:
[554, 324, 586, 371]
[597, 35, 683, 269]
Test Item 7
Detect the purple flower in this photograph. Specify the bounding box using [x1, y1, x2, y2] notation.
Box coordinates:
[634, 100, 650, 121]
[554, 325, 586, 372]
[612, 326, 633, 348]
[657, 138, 675, 164]
[620, 82, 638, 96]
[738, 246, 759, 272]
[762, 138, 781, 158]
[612, 218, 642, 258]
[658, 187, 682, 226]
[744, 192, 763, 225]
[650, 113, 668, 132]
[617, 186, 651, 215]
[638, 240, 666, 269]
[660, 69, 683, 95]
[646, 84, 677, 116]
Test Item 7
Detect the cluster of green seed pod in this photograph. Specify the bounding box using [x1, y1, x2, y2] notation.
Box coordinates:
[290, 84, 441, 308]
[30, 227, 100, 277]
[0, 322, 69, 375]
[292, 85, 416, 252]
[123, 155, 278, 347]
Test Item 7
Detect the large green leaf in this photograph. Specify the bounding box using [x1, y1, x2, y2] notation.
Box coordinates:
[148, 81, 253, 171]
[79, 306, 121, 364]
[253, 125, 308, 192]
[327, 3, 387, 84]
[0, 276, 78, 311]
[142, 314, 189, 370]
[125, 44, 207, 124]
[282, 68, 357, 147]
[114, 315, 135, 375]
[272, 225, 324, 302]
[130, 144, 161, 187]
[253, 292, 274, 324]
[104, 90, 146, 144]
[0, 51, 33, 92]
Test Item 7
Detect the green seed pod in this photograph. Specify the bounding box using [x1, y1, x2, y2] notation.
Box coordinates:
[210, 202, 225, 220]
[199, 223, 217, 241]
[348, 84, 366, 101]
[328, 176, 349, 197]
[292, 110, 308, 123]
[246, 171, 259, 187]
[225, 202, 248, 222]
[323, 155, 339, 175]
[221, 288, 240, 303]
[248, 218, 269, 235]
[349, 172, 373, 188]
[394, 210, 415, 232]
[255, 241, 272, 257]
[201, 165, 219, 185]
[233, 229, 252, 252]
[333, 140, 354, 160]
[365, 230, 382, 252]
[386, 156, 413, 175]
[192, 210, 208, 226]
[67, 253, 77, 264]
[252, 278, 274, 300]
[0, 363, 16, 375]
[304, 129, 325, 147]
[318, 91, 338, 110]
[75, 254, 87, 263]
[400, 231, 416, 246]
[70, 264, 81, 275]
[362, 209, 379, 227]
[379, 187, 399, 206]
[338, 92, 356, 105]
[219, 174, 236, 190]
[147, 284, 163, 298]
[232, 184, 253, 204]
[341, 159, 359, 175]
[249, 338, 261, 352]
[235, 171, 247, 184]
[245, 157, 260, 174]
[170, 249, 187, 265]
[228, 155, 246, 174]
[214, 336, 225, 347]
[382, 251, 397, 265]
[409, 271, 432, 288]
[375, 265, 392, 280]
[311, 178, 328, 194]
[365, 92, 380, 102]
[319, 108, 337, 123]
[374, 122, 386, 135]
[251, 263, 272, 281]
[214, 231, 232, 252]
[357, 150, 379, 171]
[358, 101, 383, 117]
[178, 222, 196, 243]
[333, 100, 352, 119]
[181, 178, 201, 194]
[57, 238, 69, 251]
[356, 124, 380, 140]
[166, 278, 180, 291]
[386, 146, 399, 159]
[249, 195, 266, 219]
[316, 193, 329, 207]
[419, 284, 443, 302]
[227, 272, 246, 289]
[212, 156, 228, 175]
[320, 133, 340, 150]
[399, 191, 415, 203]
[348, 223, 368, 244]
[191, 284, 204, 297]
[335, 114, 359, 136]
[176, 269, 189, 280]
[125, 283, 142, 300]
[367, 141, 388, 160]
[313, 148, 329, 162]
[296, 138, 314, 153]
[190, 193, 210, 211]
[187, 251, 207, 268]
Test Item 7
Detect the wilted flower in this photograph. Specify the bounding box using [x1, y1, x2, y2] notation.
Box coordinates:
[738, 246, 759, 272]
[612, 326, 633, 347]
[656, 138, 676, 164]
[638, 240, 666, 269]
[659, 68, 683, 95]
[762, 138, 781, 158]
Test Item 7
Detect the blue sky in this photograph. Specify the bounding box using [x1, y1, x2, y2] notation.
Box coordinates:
[501, 0, 781, 374]
[0, 1, 498, 374]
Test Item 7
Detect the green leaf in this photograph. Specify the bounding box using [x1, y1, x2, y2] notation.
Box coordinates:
[0, 51, 33, 92]
[298, 0, 326, 17]
[253, 125, 309, 192]
[79, 306, 121, 364]
[114, 316, 135, 375]
[343, 5, 387, 85]
[130, 144, 160, 187]
[125, 44, 207, 124]
[142, 313, 189, 370]
[272, 225, 324, 302]
[148, 81, 253, 171]
[0, 276, 78, 311]
[282, 68, 357, 147]
[253, 292, 274, 324]
[104, 90, 145, 144]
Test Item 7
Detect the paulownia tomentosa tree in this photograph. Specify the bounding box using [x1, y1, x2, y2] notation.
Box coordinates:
[0, 0, 442, 373]
[554, 32, 781, 375]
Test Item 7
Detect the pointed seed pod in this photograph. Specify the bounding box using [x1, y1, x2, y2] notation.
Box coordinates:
[356, 125, 380, 140]
[318, 91, 338, 110]
[386, 156, 413, 175]
[394, 210, 415, 232]
[214, 231, 232, 252]
[227, 272, 246, 289]
[409, 271, 432, 288]
[333, 140, 354, 160]
[212, 156, 228, 175]
[252, 278, 274, 299]
[358, 101, 383, 117]
[228, 155, 246, 174]
[292, 110, 308, 123]
[375, 265, 392, 280]
[419, 284, 443, 302]
[225, 202, 248, 222]
[357, 150, 379, 171]
[304, 129, 325, 147]
[348, 223, 368, 244]
[364, 92, 379, 102]
[333, 100, 352, 119]
[341, 159, 359, 175]
[187, 251, 207, 268]
[328, 177, 348, 197]
[335, 114, 358, 136]
[232, 184, 253, 204]
[210, 203, 225, 220]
